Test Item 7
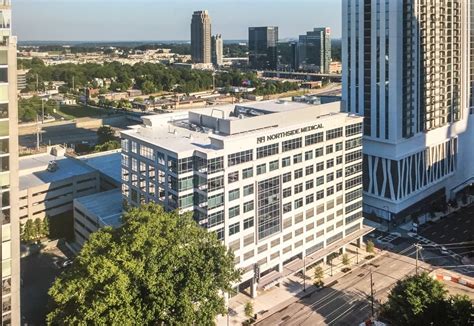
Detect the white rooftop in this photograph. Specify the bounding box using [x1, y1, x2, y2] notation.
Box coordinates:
[75, 189, 123, 228]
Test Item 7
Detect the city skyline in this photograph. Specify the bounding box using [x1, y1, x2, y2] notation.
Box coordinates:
[12, 0, 342, 42]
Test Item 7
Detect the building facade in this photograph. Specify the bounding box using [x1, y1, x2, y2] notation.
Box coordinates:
[248, 27, 279, 70]
[211, 34, 223, 67]
[0, 1, 19, 324]
[191, 10, 212, 64]
[342, 0, 471, 221]
[120, 101, 371, 296]
[298, 27, 331, 73]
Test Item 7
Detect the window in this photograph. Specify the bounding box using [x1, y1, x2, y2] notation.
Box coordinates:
[283, 172, 292, 183]
[282, 157, 291, 167]
[305, 180, 314, 190]
[243, 167, 253, 179]
[326, 127, 343, 140]
[243, 184, 254, 196]
[178, 157, 194, 173]
[305, 165, 314, 176]
[305, 132, 323, 146]
[346, 123, 362, 137]
[257, 164, 267, 175]
[208, 176, 224, 192]
[257, 143, 279, 159]
[315, 147, 324, 158]
[294, 168, 303, 179]
[282, 137, 302, 152]
[306, 194, 314, 204]
[283, 202, 292, 213]
[229, 189, 240, 201]
[228, 150, 253, 167]
[294, 198, 303, 209]
[346, 200, 362, 214]
[316, 176, 324, 186]
[244, 217, 254, 229]
[346, 176, 362, 190]
[229, 206, 240, 218]
[346, 189, 363, 203]
[293, 154, 303, 164]
[316, 190, 325, 200]
[346, 162, 362, 177]
[327, 173, 335, 183]
[336, 183, 343, 192]
[327, 187, 334, 196]
[336, 156, 343, 165]
[208, 211, 224, 227]
[326, 159, 334, 169]
[208, 193, 224, 209]
[294, 183, 303, 194]
[269, 160, 279, 171]
[244, 201, 254, 213]
[346, 137, 362, 150]
[140, 145, 154, 161]
[335, 142, 343, 152]
[208, 157, 224, 173]
[316, 162, 324, 172]
[229, 222, 240, 236]
[346, 150, 362, 163]
[336, 169, 343, 178]
[228, 171, 239, 183]
[216, 228, 224, 241]
[305, 150, 313, 161]
[326, 145, 334, 154]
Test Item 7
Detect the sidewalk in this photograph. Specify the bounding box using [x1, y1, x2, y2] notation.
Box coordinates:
[217, 243, 381, 325]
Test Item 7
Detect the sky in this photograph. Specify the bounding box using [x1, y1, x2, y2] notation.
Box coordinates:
[13, 0, 341, 42]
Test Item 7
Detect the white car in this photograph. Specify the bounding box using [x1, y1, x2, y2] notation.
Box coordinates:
[440, 246, 449, 255]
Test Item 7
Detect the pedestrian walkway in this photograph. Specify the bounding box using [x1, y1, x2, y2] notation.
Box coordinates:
[217, 243, 381, 325]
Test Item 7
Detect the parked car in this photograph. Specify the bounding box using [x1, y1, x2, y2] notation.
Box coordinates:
[439, 246, 449, 255]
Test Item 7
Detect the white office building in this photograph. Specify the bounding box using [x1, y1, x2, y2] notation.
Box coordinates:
[342, 0, 473, 222]
[120, 100, 372, 296]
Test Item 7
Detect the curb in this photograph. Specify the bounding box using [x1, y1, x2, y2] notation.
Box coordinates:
[433, 273, 474, 289]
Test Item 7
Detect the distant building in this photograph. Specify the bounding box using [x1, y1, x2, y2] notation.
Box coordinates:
[298, 27, 331, 73]
[289, 42, 298, 71]
[211, 34, 224, 67]
[191, 10, 212, 64]
[17, 69, 27, 91]
[248, 26, 279, 70]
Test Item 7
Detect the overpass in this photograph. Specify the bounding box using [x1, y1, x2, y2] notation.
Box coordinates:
[261, 70, 342, 83]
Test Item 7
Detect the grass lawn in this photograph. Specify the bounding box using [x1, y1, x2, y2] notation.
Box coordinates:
[56, 104, 108, 120]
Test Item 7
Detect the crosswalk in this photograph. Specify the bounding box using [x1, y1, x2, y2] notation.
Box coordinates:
[377, 233, 401, 244]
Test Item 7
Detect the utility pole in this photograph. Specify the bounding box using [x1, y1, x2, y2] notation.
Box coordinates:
[415, 243, 422, 275]
[41, 98, 46, 124]
[356, 247, 359, 265]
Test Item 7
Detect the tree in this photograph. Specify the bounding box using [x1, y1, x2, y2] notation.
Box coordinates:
[141, 80, 156, 95]
[94, 140, 120, 152]
[34, 218, 42, 239]
[21, 219, 35, 242]
[244, 301, 254, 320]
[342, 253, 350, 266]
[366, 240, 375, 254]
[381, 273, 473, 326]
[42, 217, 50, 238]
[313, 266, 324, 287]
[47, 204, 240, 325]
[97, 125, 115, 144]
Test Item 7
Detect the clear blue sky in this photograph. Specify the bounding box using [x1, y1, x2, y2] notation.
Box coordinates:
[13, 0, 341, 42]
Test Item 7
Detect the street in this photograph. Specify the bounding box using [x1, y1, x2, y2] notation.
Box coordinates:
[256, 245, 429, 326]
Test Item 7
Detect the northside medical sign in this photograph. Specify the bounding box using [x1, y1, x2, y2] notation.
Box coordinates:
[257, 123, 324, 144]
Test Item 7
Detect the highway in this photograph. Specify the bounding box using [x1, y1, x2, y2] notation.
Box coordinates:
[256, 245, 430, 326]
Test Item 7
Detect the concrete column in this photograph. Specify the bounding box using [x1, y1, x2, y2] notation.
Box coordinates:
[341, 246, 346, 254]
[322, 256, 327, 264]
[250, 278, 258, 299]
[358, 236, 364, 248]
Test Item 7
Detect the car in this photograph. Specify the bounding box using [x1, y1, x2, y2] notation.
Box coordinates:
[61, 259, 73, 268]
[439, 246, 449, 255]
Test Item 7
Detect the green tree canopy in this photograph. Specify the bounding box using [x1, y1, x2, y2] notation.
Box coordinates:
[96, 125, 115, 144]
[382, 273, 473, 326]
[47, 204, 240, 325]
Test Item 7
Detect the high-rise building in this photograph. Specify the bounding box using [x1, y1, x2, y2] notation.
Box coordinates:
[298, 28, 331, 73]
[289, 42, 298, 71]
[191, 10, 212, 64]
[342, 0, 471, 222]
[248, 27, 278, 70]
[211, 34, 223, 67]
[120, 100, 371, 297]
[0, 0, 19, 324]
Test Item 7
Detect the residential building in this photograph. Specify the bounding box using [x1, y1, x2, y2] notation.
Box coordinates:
[120, 100, 371, 297]
[0, 1, 19, 324]
[16, 70, 26, 92]
[248, 27, 279, 70]
[211, 34, 223, 67]
[191, 10, 212, 64]
[298, 27, 331, 73]
[342, 0, 471, 223]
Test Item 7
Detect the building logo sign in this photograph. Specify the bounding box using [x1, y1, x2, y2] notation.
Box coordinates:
[257, 123, 324, 144]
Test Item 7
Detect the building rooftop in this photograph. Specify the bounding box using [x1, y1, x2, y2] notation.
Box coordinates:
[19, 154, 95, 190]
[80, 151, 122, 184]
[75, 189, 123, 228]
[121, 100, 360, 155]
